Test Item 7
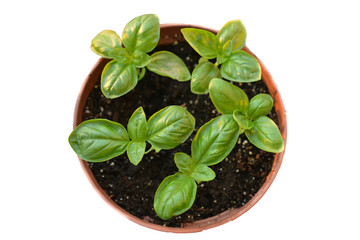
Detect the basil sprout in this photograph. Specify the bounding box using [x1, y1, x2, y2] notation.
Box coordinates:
[210, 78, 284, 153]
[90, 14, 189, 99]
[181, 19, 261, 94]
[69, 106, 195, 165]
[154, 114, 241, 220]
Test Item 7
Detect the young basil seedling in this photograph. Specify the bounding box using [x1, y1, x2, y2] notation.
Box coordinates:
[154, 114, 241, 220]
[154, 79, 284, 220]
[180, 20, 261, 94]
[209, 78, 284, 153]
[91, 14, 191, 99]
[68, 105, 195, 165]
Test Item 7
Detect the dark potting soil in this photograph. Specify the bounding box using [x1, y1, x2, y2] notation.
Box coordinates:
[82, 40, 277, 227]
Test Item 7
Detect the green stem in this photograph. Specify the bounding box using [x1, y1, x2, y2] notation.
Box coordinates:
[145, 146, 155, 154]
[138, 67, 146, 80]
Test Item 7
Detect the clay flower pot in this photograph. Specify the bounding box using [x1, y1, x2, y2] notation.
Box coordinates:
[73, 24, 287, 233]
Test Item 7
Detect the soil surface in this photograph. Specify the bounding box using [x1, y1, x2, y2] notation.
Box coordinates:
[82, 40, 277, 227]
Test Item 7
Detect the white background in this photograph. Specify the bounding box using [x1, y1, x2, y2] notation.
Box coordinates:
[1, 0, 359, 239]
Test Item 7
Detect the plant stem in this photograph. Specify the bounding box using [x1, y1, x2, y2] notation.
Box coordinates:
[145, 146, 154, 154]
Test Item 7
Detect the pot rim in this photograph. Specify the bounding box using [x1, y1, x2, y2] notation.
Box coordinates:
[73, 23, 287, 233]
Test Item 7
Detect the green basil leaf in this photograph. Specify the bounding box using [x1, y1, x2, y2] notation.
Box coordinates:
[247, 94, 274, 119]
[217, 20, 247, 51]
[209, 78, 249, 114]
[154, 173, 197, 220]
[192, 115, 241, 166]
[132, 50, 151, 68]
[233, 110, 253, 131]
[111, 48, 132, 64]
[127, 107, 148, 141]
[101, 61, 138, 99]
[122, 14, 160, 53]
[191, 164, 216, 182]
[147, 51, 191, 81]
[245, 116, 284, 153]
[126, 141, 146, 165]
[181, 28, 220, 59]
[198, 57, 208, 64]
[174, 152, 195, 175]
[191, 61, 219, 94]
[90, 30, 123, 59]
[217, 40, 233, 64]
[147, 106, 195, 150]
[220, 50, 261, 82]
[68, 119, 130, 162]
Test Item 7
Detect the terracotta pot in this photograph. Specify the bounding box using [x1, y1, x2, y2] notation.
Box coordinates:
[73, 24, 287, 233]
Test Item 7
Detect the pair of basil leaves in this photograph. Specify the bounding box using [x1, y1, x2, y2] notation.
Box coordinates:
[68, 106, 195, 165]
[181, 20, 261, 94]
[154, 78, 284, 220]
[91, 14, 191, 99]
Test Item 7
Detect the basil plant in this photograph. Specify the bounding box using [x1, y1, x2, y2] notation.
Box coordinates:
[181, 20, 261, 94]
[154, 78, 284, 220]
[69, 106, 195, 165]
[71, 14, 284, 221]
[91, 14, 191, 99]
